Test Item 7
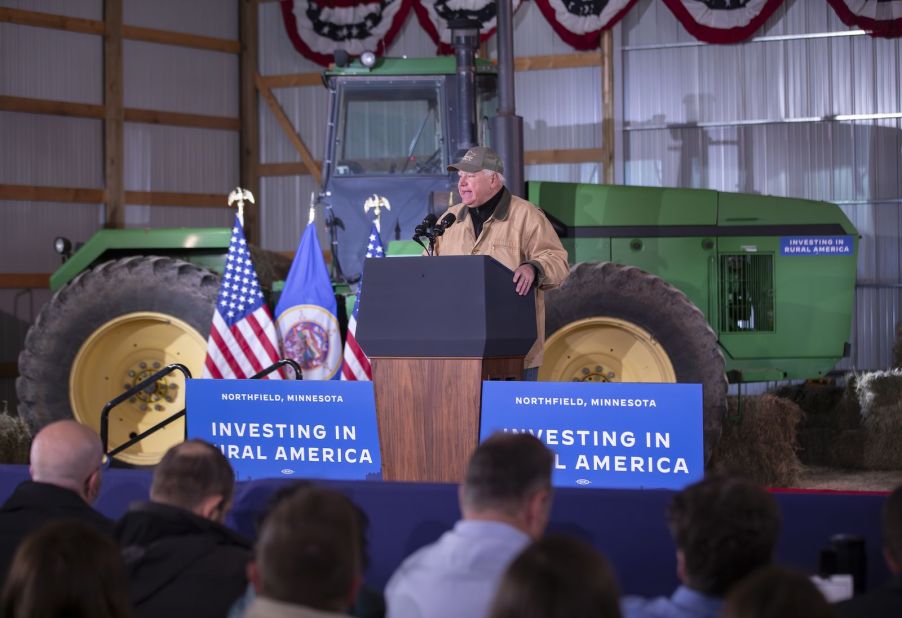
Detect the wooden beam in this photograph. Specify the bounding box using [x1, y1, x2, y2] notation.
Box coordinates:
[0, 95, 104, 119]
[104, 0, 125, 229]
[0, 7, 104, 35]
[0, 184, 104, 203]
[124, 108, 239, 130]
[124, 191, 227, 208]
[0, 362, 18, 379]
[240, 0, 261, 244]
[255, 72, 322, 183]
[122, 25, 240, 54]
[0, 274, 50, 289]
[515, 52, 602, 72]
[0, 8, 239, 54]
[261, 73, 324, 89]
[524, 148, 604, 166]
[258, 162, 317, 177]
[601, 31, 614, 184]
[0, 96, 238, 130]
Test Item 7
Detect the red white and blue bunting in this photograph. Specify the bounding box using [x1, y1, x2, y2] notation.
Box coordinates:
[660, 0, 785, 44]
[279, 0, 902, 67]
[533, 0, 639, 50]
[826, 0, 902, 38]
[413, 0, 522, 53]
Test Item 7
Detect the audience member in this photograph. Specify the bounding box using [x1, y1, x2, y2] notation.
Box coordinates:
[0, 520, 134, 618]
[0, 419, 112, 580]
[245, 485, 362, 617]
[722, 565, 837, 618]
[837, 484, 902, 617]
[115, 439, 251, 618]
[621, 475, 781, 618]
[488, 534, 621, 618]
[385, 432, 554, 618]
[228, 482, 384, 618]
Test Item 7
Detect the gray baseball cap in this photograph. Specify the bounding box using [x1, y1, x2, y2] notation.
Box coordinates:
[447, 146, 504, 174]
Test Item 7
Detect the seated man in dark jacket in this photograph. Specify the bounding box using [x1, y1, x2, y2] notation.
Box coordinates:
[0, 419, 112, 580]
[116, 439, 251, 618]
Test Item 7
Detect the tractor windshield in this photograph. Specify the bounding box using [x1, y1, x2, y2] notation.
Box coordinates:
[335, 80, 446, 176]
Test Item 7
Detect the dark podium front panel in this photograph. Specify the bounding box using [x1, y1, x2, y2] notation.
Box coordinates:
[356, 255, 537, 358]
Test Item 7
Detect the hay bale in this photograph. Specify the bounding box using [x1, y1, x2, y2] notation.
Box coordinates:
[0, 413, 31, 464]
[855, 369, 902, 470]
[710, 394, 803, 487]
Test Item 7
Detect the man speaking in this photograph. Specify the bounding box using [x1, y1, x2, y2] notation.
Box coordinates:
[434, 146, 569, 379]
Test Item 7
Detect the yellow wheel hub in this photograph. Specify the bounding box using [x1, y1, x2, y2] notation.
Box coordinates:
[539, 317, 677, 383]
[69, 312, 207, 466]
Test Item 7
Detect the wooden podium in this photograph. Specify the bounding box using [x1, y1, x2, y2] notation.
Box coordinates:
[356, 256, 536, 482]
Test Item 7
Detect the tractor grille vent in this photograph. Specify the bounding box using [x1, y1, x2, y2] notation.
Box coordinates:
[719, 254, 774, 333]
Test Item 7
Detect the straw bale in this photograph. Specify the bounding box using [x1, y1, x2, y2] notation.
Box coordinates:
[710, 394, 803, 487]
[0, 413, 31, 464]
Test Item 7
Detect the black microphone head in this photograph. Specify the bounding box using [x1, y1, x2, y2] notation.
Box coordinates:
[424, 213, 438, 226]
[439, 213, 456, 228]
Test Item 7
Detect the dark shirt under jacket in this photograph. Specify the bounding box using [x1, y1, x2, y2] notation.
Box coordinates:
[469, 187, 504, 239]
[0, 480, 114, 581]
[116, 501, 252, 618]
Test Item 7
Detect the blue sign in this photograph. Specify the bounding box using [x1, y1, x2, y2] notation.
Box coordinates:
[186, 379, 381, 481]
[780, 236, 853, 256]
[480, 381, 703, 490]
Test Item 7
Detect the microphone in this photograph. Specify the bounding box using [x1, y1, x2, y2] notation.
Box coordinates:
[432, 213, 456, 237]
[413, 213, 437, 239]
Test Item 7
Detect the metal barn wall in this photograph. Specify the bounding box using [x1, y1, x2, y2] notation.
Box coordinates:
[0, 0, 239, 408]
[619, 0, 902, 372]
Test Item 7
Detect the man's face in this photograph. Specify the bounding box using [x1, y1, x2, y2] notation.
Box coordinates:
[458, 170, 499, 207]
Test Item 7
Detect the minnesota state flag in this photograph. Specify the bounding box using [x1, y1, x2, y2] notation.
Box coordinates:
[276, 221, 342, 380]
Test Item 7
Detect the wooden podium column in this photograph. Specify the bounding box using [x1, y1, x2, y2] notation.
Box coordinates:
[372, 356, 522, 482]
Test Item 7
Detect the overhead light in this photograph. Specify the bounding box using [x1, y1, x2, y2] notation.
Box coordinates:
[54, 236, 73, 262]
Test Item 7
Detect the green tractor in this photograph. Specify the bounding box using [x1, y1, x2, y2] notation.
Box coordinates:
[15, 20, 857, 465]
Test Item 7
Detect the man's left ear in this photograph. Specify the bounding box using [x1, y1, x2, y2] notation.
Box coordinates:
[83, 467, 102, 503]
[198, 494, 226, 521]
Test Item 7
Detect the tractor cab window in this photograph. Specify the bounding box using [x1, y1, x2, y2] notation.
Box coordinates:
[335, 80, 446, 176]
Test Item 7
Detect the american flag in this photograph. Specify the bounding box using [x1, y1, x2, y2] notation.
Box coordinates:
[203, 216, 283, 379]
[341, 223, 385, 380]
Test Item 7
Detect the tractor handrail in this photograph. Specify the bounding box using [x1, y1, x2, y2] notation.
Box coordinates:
[251, 358, 303, 380]
[100, 363, 192, 458]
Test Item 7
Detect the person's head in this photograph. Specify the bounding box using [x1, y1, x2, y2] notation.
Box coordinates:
[488, 535, 621, 618]
[721, 566, 837, 618]
[882, 485, 902, 573]
[0, 520, 134, 618]
[150, 439, 234, 523]
[459, 432, 554, 539]
[29, 420, 103, 503]
[249, 486, 362, 612]
[448, 146, 507, 207]
[667, 475, 781, 595]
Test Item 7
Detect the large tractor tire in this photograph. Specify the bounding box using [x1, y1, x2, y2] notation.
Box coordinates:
[541, 262, 727, 464]
[16, 256, 220, 465]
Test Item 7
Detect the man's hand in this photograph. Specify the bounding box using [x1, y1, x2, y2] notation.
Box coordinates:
[513, 264, 536, 296]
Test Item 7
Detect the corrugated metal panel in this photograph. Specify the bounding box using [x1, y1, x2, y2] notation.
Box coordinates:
[123, 0, 237, 40]
[0, 24, 102, 104]
[511, 1, 584, 57]
[0, 0, 100, 20]
[123, 205, 233, 230]
[0, 112, 103, 187]
[516, 67, 601, 151]
[526, 163, 602, 184]
[123, 40, 238, 116]
[0, 201, 103, 272]
[124, 123, 239, 194]
[385, 10, 436, 57]
[260, 176, 319, 251]
[258, 1, 323, 75]
[259, 87, 331, 165]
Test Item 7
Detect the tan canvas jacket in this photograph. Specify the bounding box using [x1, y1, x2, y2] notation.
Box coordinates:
[433, 189, 570, 368]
